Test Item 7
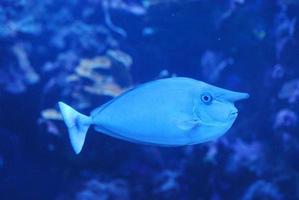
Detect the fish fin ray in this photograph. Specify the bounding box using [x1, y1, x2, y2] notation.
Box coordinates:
[176, 119, 200, 130]
[58, 102, 91, 154]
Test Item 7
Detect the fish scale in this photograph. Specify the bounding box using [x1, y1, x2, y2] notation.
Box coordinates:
[59, 77, 249, 154]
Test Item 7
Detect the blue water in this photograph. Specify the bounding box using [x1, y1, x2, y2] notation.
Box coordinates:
[0, 0, 299, 199]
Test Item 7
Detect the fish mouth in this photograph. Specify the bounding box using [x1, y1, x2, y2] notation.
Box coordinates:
[228, 111, 238, 120]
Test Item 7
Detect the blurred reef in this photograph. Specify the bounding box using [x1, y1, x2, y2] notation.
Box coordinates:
[0, 0, 299, 199]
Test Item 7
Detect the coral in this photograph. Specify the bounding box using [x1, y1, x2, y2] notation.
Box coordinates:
[1, 0, 299, 199]
[241, 180, 283, 200]
[75, 178, 130, 200]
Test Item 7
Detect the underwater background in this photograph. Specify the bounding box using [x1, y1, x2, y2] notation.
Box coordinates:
[0, 0, 299, 199]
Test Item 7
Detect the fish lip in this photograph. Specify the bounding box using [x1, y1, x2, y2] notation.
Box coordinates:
[228, 111, 239, 120]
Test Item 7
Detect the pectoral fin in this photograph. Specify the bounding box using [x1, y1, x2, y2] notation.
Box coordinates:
[175, 112, 201, 131]
[176, 100, 202, 130]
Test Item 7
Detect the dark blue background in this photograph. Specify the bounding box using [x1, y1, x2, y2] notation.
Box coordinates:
[0, 0, 299, 199]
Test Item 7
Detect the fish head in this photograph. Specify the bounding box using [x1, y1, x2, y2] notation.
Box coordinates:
[195, 82, 249, 129]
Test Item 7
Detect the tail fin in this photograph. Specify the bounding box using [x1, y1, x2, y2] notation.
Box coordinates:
[58, 102, 91, 154]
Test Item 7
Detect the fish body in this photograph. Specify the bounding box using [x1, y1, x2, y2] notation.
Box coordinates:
[59, 77, 249, 154]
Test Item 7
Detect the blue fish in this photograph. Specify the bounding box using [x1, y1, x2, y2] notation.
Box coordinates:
[59, 77, 249, 154]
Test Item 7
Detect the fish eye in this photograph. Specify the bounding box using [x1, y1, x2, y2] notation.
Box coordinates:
[201, 93, 213, 104]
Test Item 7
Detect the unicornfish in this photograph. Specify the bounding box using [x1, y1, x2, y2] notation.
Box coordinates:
[58, 77, 249, 154]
